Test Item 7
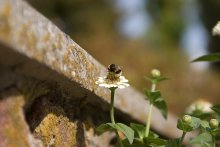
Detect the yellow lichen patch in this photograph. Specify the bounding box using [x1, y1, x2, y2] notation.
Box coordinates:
[43, 32, 51, 42]
[57, 32, 63, 49]
[27, 31, 37, 51]
[34, 112, 78, 147]
[0, 90, 30, 147]
[0, 3, 11, 42]
[18, 23, 44, 60]
[1, 3, 11, 18]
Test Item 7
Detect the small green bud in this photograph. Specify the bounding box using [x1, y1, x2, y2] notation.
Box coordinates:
[210, 119, 219, 129]
[151, 69, 160, 78]
[182, 115, 192, 124]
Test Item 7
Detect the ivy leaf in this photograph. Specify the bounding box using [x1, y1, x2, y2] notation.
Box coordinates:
[143, 90, 168, 119]
[190, 132, 212, 146]
[192, 53, 220, 62]
[165, 138, 181, 147]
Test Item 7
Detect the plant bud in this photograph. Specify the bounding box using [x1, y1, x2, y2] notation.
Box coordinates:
[151, 69, 160, 78]
[210, 119, 219, 129]
[182, 115, 192, 124]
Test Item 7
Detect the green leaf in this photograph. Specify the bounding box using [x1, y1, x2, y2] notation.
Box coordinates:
[165, 138, 181, 147]
[96, 123, 114, 134]
[144, 137, 167, 146]
[144, 76, 169, 84]
[143, 90, 168, 119]
[130, 123, 159, 140]
[200, 120, 210, 129]
[97, 123, 134, 144]
[192, 53, 220, 62]
[153, 98, 168, 119]
[210, 128, 220, 136]
[211, 105, 220, 116]
[130, 123, 145, 139]
[177, 119, 193, 132]
[116, 139, 144, 147]
[190, 132, 212, 146]
[115, 123, 134, 144]
[177, 117, 201, 132]
[156, 77, 170, 82]
[148, 131, 159, 138]
[190, 117, 201, 129]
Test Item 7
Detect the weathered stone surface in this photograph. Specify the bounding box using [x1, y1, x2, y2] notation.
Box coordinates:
[0, 68, 115, 147]
[0, 88, 43, 147]
[0, 0, 194, 145]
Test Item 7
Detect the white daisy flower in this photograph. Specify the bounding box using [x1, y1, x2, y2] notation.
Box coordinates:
[212, 21, 220, 36]
[96, 64, 129, 89]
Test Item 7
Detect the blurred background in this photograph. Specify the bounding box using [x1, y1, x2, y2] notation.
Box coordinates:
[27, 0, 220, 115]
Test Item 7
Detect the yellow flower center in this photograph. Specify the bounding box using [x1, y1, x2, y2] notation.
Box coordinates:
[106, 72, 120, 83]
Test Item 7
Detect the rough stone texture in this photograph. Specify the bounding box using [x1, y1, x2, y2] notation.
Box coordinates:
[0, 0, 194, 146]
[0, 88, 43, 147]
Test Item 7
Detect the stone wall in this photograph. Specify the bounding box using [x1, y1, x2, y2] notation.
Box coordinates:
[0, 0, 188, 146]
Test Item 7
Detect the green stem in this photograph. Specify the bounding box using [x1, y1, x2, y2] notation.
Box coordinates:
[213, 135, 216, 147]
[180, 132, 186, 146]
[145, 104, 153, 137]
[145, 83, 156, 137]
[110, 88, 116, 124]
[110, 88, 123, 147]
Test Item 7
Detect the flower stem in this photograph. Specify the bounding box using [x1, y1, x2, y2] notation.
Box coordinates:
[145, 83, 156, 137]
[213, 135, 216, 147]
[110, 88, 123, 147]
[180, 132, 186, 146]
[110, 88, 116, 124]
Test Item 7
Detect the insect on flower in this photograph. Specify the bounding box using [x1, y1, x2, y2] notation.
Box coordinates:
[96, 64, 129, 89]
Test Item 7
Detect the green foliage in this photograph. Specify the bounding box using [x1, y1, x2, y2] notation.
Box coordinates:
[200, 120, 210, 129]
[189, 109, 213, 120]
[192, 53, 220, 62]
[190, 133, 213, 146]
[165, 138, 181, 147]
[129, 123, 167, 146]
[144, 90, 168, 119]
[96, 123, 114, 134]
[145, 76, 169, 84]
[130, 123, 146, 140]
[209, 128, 220, 136]
[116, 139, 144, 147]
[177, 117, 201, 132]
[211, 105, 220, 116]
[143, 137, 167, 146]
[96, 123, 134, 144]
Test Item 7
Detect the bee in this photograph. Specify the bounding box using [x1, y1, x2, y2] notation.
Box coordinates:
[107, 64, 122, 77]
